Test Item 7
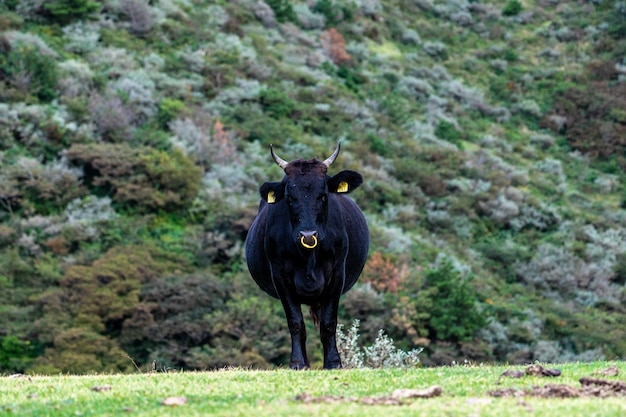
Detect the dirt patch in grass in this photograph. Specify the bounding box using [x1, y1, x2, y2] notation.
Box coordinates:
[490, 365, 625, 399]
[295, 385, 443, 406]
[294, 365, 624, 405]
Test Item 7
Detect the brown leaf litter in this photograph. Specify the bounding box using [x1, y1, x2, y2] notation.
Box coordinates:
[295, 385, 443, 406]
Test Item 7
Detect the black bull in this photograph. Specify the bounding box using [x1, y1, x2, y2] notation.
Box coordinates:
[245, 143, 369, 369]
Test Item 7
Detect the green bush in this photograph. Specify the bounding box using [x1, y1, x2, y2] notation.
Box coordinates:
[157, 98, 187, 128]
[259, 88, 298, 119]
[66, 144, 202, 212]
[265, 0, 297, 23]
[30, 328, 131, 374]
[418, 260, 487, 342]
[42, 0, 100, 25]
[502, 0, 523, 17]
[0, 0, 19, 11]
[434, 120, 464, 148]
[1, 44, 58, 102]
[312, 0, 355, 26]
[337, 65, 366, 93]
[0, 335, 35, 373]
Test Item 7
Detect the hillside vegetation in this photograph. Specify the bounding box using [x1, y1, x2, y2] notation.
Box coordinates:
[1, 0, 625, 373]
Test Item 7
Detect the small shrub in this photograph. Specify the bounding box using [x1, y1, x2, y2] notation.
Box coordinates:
[419, 259, 487, 342]
[312, 0, 355, 26]
[9, 157, 87, 214]
[62, 21, 100, 54]
[42, 0, 100, 25]
[434, 120, 463, 147]
[65, 195, 118, 225]
[337, 320, 422, 369]
[0, 335, 36, 373]
[0, 11, 23, 31]
[107, 71, 157, 125]
[361, 252, 408, 293]
[88, 91, 134, 142]
[546, 79, 626, 169]
[0, 0, 19, 12]
[293, 4, 326, 29]
[1, 43, 58, 101]
[120, 0, 154, 36]
[423, 41, 447, 59]
[259, 88, 298, 119]
[157, 98, 186, 128]
[57, 59, 94, 98]
[265, 0, 297, 23]
[252, 1, 277, 28]
[320, 28, 351, 66]
[502, 0, 522, 17]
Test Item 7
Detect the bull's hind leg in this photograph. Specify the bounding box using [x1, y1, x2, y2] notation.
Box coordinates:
[319, 298, 342, 369]
[281, 300, 310, 370]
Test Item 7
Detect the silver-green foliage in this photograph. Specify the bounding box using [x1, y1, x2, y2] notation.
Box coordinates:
[337, 320, 422, 369]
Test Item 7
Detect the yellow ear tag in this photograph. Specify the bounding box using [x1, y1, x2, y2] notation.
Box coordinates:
[267, 190, 276, 203]
[337, 181, 349, 193]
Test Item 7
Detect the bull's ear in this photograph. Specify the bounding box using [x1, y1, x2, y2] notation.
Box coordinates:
[260, 182, 283, 203]
[328, 170, 363, 194]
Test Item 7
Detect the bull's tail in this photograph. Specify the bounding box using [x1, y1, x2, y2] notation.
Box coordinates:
[309, 304, 321, 329]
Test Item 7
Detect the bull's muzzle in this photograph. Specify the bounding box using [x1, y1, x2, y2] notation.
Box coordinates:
[299, 231, 318, 249]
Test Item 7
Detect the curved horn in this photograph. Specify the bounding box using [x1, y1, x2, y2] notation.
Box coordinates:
[322, 141, 341, 167]
[270, 144, 289, 169]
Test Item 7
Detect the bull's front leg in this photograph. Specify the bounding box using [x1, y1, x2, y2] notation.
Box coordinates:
[280, 298, 309, 370]
[319, 296, 342, 369]
[269, 259, 310, 370]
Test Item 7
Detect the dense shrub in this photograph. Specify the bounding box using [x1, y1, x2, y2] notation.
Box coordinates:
[30, 328, 131, 374]
[259, 88, 298, 119]
[8, 157, 87, 214]
[66, 144, 202, 212]
[312, 0, 355, 26]
[502, 0, 522, 17]
[120, 274, 228, 368]
[545, 77, 626, 171]
[1, 43, 58, 101]
[43, 0, 100, 24]
[265, 0, 297, 24]
[119, 0, 155, 35]
[88, 91, 134, 142]
[320, 28, 351, 66]
[62, 22, 100, 54]
[416, 259, 487, 342]
[157, 98, 186, 128]
[0, 335, 36, 373]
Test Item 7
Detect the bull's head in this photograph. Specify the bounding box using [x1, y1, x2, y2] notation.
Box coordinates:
[260, 142, 363, 250]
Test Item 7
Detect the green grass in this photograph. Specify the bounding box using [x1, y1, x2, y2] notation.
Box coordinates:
[1, 362, 624, 416]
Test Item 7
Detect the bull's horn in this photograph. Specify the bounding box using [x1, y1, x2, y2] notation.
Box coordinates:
[322, 141, 341, 167]
[270, 144, 289, 169]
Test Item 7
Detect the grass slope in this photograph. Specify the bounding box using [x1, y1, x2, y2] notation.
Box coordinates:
[1, 362, 625, 416]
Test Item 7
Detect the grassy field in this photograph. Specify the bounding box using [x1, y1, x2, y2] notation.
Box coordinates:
[1, 362, 624, 416]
